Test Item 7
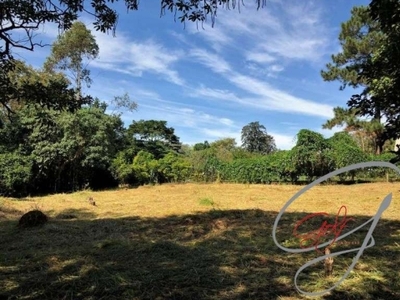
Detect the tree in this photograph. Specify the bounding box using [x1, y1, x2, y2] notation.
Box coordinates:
[327, 132, 367, 180]
[321, 5, 388, 155]
[210, 138, 237, 152]
[241, 121, 276, 154]
[44, 21, 99, 101]
[322, 106, 385, 154]
[292, 129, 334, 182]
[321, 6, 385, 90]
[193, 141, 210, 151]
[368, 0, 400, 144]
[1, 60, 90, 124]
[109, 92, 138, 116]
[127, 120, 182, 159]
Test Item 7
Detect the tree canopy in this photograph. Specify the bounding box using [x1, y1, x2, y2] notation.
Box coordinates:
[320, 4, 395, 155]
[367, 0, 400, 142]
[241, 121, 276, 155]
[44, 21, 99, 100]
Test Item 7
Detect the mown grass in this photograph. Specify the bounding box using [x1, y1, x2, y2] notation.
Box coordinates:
[0, 182, 400, 299]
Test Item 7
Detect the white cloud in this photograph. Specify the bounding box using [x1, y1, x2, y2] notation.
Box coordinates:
[189, 50, 334, 119]
[246, 52, 276, 64]
[245, 63, 284, 78]
[270, 65, 284, 73]
[23, 21, 186, 86]
[270, 132, 296, 150]
[189, 85, 242, 102]
[187, 25, 233, 52]
[228, 74, 334, 118]
[220, 118, 235, 126]
[318, 126, 345, 138]
[201, 128, 240, 140]
[91, 33, 185, 86]
[138, 104, 236, 129]
[189, 0, 331, 65]
[189, 48, 232, 74]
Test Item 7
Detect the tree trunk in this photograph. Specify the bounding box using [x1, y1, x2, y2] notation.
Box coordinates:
[75, 66, 82, 102]
[375, 138, 385, 155]
[361, 133, 365, 152]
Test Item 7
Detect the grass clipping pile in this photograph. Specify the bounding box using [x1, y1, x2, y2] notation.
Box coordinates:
[18, 210, 48, 228]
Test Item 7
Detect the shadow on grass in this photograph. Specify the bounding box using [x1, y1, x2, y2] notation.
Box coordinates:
[50, 208, 98, 220]
[0, 209, 400, 299]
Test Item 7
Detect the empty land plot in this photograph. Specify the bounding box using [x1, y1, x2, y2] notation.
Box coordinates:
[0, 182, 400, 299]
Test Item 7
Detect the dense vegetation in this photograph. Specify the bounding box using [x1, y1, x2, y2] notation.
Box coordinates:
[2, 2, 400, 197]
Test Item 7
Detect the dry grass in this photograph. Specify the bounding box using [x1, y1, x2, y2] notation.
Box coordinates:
[0, 182, 399, 299]
[4, 182, 400, 220]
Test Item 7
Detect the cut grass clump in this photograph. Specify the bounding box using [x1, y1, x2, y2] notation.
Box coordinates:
[18, 210, 48, 228]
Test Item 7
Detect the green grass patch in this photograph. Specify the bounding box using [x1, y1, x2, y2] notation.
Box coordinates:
[199, 197, 215, 206]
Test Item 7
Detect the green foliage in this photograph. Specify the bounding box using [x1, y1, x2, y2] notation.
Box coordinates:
[269, 150, 299, 183]
[368, 0, 400, 143]
[159, 152, 191, 183]
[198, 197, 215, 206]
[112, 149, 192, 186]
[2, 60, 89, 116]
[193, 141, 210, 151]
[321, 5, 388, 155]
[0, 152, 33, 197]
[132, 151, 158, 184]
[109, 93, 138, 115]
[0, 99, 124, 195]
[111, 152, 136, 185]
[359, 152, 398, 179]
[328, 132, 368, 180]
[241, 121, 276, 154]
[291, 129, 334, 182]
[321, 5, 385, 90]
[127, 120, 182, 159]
[44, 21, 99, 100]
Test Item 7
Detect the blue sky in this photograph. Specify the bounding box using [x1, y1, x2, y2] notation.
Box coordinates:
[13, 0, 370, 149]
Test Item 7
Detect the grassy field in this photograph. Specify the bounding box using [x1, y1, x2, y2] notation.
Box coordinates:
[1, 182, 400, 299]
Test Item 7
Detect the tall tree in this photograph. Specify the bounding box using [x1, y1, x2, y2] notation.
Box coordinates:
[44, 21, 99, 101]
[320, 5, 388, 155]
[322, 106, 385, 154]
[127, 120, 182, 159]
[241, 121, 276, 154]
[368, 0, 400, 144]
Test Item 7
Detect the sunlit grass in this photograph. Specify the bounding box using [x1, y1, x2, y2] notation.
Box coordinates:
[0, 182, 399, 299]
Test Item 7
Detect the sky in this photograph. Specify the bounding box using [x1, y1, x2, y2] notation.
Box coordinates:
[12, 0, 371, 150]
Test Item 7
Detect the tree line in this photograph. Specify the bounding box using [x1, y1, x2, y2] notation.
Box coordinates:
[1, 2, 400, 197]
